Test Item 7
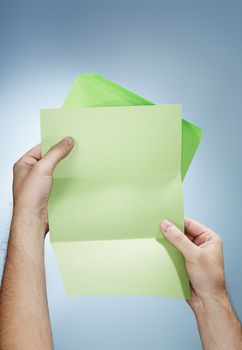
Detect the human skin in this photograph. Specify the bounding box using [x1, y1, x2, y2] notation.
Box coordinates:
[0, 137, 241, 350]
[0, 137, 74, 350]
[160, 219, 242, 350]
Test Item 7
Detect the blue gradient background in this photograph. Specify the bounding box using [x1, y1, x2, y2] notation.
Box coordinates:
[1, 1, 242, 349]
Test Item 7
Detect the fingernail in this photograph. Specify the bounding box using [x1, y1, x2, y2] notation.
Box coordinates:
[63, 137, 74, 147]
[160, 220, 173, 233]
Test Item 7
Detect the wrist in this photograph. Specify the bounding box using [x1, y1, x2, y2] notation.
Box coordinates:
[11, 204, 48, 231]
[11, 206, 47, 240]
[191, 290, 230, 317]
[6, 208, 47, 268]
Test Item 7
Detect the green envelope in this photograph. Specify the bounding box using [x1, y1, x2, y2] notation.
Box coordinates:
[40, 74, 202, 299]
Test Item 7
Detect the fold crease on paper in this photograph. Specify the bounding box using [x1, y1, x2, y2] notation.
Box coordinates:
[40, 73, 202, 299]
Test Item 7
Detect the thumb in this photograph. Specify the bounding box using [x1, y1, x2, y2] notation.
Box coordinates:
[160, 220, 197, 260]
[38, 137, 74, 174]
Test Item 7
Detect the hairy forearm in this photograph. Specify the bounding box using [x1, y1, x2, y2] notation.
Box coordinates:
[0, 210, 53, 350]
[193, 293, 242, 350]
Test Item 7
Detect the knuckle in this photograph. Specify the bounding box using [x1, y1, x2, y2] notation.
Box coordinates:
[13, 162, 18, 172]
[13, 159, 22, 172]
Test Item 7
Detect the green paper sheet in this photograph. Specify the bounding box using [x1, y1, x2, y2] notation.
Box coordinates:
[41, 105, 190, 298]
[41, 73, 202, 299]
[63, 73, 203, 179]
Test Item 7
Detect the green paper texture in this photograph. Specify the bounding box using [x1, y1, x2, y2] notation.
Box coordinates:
[40, 73, 202, 299]
[63, 74, 202, 179]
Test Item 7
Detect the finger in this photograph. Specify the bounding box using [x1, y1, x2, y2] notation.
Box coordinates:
[186, 233, 195, 241]
[160, 220, 198, 260]
[185, 217, 211, 238]
[38, 137, 74, 174]
[24, 144, 42, 161]
[13, 144, 42, 175]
